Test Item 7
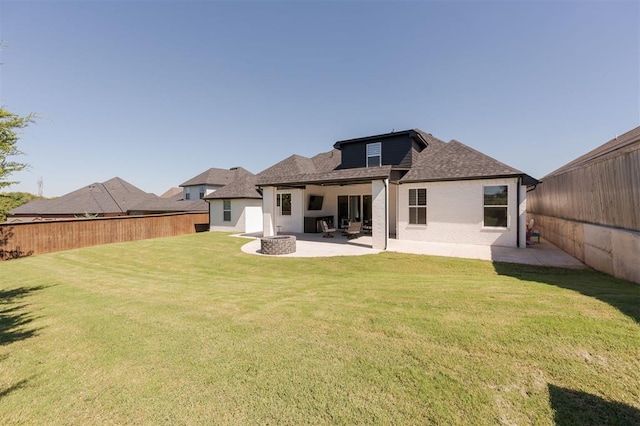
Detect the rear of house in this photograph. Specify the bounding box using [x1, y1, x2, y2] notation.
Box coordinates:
[257, 129, 536, 249]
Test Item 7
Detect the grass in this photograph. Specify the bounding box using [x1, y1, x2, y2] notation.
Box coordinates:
[1, 232, 638, 425]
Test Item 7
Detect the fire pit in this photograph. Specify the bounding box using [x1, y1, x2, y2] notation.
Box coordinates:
[260, 235, 296, 255]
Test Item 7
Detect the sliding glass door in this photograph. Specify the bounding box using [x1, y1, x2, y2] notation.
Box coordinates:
[338, 195, 372, 229]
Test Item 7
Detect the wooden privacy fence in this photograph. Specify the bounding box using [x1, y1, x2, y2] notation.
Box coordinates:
[0, 212, 209, 260]
[527, 146, 640, 231]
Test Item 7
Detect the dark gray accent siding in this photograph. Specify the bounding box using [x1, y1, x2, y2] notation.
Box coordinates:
[339, 134, 417, 169]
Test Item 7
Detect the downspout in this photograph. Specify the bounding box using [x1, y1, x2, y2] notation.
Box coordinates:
[516, 176, 521, 248]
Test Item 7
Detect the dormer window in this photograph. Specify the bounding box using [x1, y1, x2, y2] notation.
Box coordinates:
[366, 142, 381, 167]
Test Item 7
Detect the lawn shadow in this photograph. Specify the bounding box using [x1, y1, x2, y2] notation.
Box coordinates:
[0, 378, 31, 400]
[0, 226, 33, 260]
[492, 262, 640, 324]
[548, 384, 640, 425]
[0, 286, 47, 346]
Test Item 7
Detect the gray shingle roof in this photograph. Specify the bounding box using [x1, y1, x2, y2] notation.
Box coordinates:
[400, 140, 532, 183]
[159, 187, 182, 198]
[205, 169, 262, 199]
[255, 130, 535, 187]
[128, 198, 208, 212]
[9, 177, 209, 216]
[256, 155, 318, 182]
[10, 177, 157, 215]
[180, 167, 248, 187]
[256, 150, 353, 186]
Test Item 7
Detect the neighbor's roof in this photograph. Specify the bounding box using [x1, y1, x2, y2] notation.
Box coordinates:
[400, 140, 537, 184]
[128, 197, 208, 212]
[180, 167, 252, 187]
[205, 169, 262, 199]
[10, 177, 158, 215]
[159, 187, 183, 199]
[542, 125, 640, 179]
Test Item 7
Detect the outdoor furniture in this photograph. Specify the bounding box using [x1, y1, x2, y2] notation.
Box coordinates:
[346, 221, 361, 239]
[320, 220, 336, 238]
[362, 219, 372, 235]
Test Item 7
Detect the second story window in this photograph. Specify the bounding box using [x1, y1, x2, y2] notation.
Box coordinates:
[199, 185, 206, 199]
[366, 142, 381, 167]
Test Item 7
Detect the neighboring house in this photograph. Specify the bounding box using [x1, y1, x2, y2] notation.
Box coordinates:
[204, 169, 263, 233]
[7, 177, 207, 222]
[527, 126, 640, 284]
[180, 167, 251, 200]
[159, 187, 183, 199]
[256, 129, 537, 250]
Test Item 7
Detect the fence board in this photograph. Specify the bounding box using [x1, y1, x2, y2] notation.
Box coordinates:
[528, 146, 640, 232]
[0, 212, 209, 259]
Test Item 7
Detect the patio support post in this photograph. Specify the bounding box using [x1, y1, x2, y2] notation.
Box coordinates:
[262, 186, 276, 237]
[371, 179, 388, 250]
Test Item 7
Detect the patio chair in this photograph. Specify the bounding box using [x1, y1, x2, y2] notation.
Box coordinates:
[346, 221, 361, 239]
[320, 220, 336, 238]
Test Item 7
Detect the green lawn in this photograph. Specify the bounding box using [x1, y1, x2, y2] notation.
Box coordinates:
[1, 232, 638, 425]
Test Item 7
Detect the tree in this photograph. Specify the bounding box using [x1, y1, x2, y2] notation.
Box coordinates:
[0, 107, 34, 190]
[0, 191, 45, 222]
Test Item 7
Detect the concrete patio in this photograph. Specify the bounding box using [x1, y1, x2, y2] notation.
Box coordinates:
[237, 232, 586, 268]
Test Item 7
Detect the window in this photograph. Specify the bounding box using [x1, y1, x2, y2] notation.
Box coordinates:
[199, 185, 206, 199]
[185, 192, 190, 200]
[223, 199, 231, 222]
[408, 188, 427, 224]
[366, 142, 381, 167]
[483, 186, 508, 227]
[277, 193, 291, 216]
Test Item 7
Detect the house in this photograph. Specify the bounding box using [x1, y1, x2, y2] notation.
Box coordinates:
[180, 167, 252, 200]
[256, 129, 537, 250]
[204, 169, 263, 233]
[7, 177, 207, 222]
[527, 125, 639, 284]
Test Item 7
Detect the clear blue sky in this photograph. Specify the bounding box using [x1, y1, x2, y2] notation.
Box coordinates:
[1, 0, 638, 197]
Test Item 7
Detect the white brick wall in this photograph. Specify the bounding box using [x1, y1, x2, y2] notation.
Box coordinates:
[397, 178, 522, 247]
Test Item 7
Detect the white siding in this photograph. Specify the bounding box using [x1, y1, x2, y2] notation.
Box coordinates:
[209, 199, 263, 233]
[184, 185, 222, 200]
[397, 178, 522, 247]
